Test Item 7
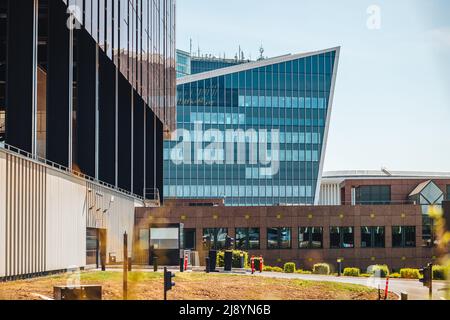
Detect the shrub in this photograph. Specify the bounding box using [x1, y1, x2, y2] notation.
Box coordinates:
[360, 273, 372, 278]
[217, 250, 249, 268]
[313, 263, 331, 275]
[295, 269, 312, 275]
[367, 265, 389, 278]
[343, 267, 360, 277]
[283, 262, 296, 273]
[400, 268, 421, 279]
[433, 265, 450, 280]
[263, 266, 273, 272]
[390, 273, 401, 279]
[272, 267, 283, 273]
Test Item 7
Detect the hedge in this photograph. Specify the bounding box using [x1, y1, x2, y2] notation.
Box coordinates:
[400, 268, 421, 279]
[263, 266, 273, 272]
[295, 269, 312, 275]
[272, 266, 283, 273]
[283, 262, 296, 273]
[216, 250, 249, 268]
[433, 265, 450, 280]
[367, 265, 389, 278]
[343, 268, 360, 277]
[390, 273, 401, 279]
[313, 263, 331, 275]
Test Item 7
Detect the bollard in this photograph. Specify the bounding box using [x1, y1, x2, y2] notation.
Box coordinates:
[251, 256, 255, 274]
[184, 254, 188, 271]
[153, 257, 158, 272]
[384, 276, 390, 300]
[259, 256, 264, 273]
[179, 257, 184, 272]
[401, 292, 408, 300]
[205, 257, 210, 273]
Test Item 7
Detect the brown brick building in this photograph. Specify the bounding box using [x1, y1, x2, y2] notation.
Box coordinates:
[134, 172, 450, 271]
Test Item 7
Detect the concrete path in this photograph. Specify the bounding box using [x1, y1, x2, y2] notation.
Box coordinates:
[248, 272, 449, 300]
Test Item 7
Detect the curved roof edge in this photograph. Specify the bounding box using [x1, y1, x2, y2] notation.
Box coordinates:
[177, 46, 341, 85]
[322, 170, 450, 181]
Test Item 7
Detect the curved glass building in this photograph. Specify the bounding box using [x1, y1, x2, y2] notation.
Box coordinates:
[165, 47, 340, 206]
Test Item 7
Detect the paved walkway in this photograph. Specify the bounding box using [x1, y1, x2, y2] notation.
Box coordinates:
[248, 272, 449, 300]
[101, 267, 449, 300]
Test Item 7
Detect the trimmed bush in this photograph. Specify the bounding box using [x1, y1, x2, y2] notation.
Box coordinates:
[295, 269, 312, 275]
[343, 267, 360, 277]
[390, 273, 401, 279]
[400, 268, 421, 279]
[217, 250, 249, 268]
[283, 262, 296, 273]
[272, 266, 283, 273]
[313, 263, 331, 275]
[433, 265, 450, 280]
[360, 273, 372, 278]
[263, 266, 273, 272]
[367, 264, 389, 278]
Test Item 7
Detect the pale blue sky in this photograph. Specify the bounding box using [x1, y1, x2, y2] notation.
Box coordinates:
[176, 0, 450, 172]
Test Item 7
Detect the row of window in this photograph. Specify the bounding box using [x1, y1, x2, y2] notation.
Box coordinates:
[238, 96, 327, 109]
[203, 226, 416, 250]
[164, 184, 316, 198]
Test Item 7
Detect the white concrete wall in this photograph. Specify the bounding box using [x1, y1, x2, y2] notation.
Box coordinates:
[318, 182, 341, 206]
[0, 152, 6, 277]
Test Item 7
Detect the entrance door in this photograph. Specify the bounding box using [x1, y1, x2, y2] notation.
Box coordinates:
[86, 228, 107, 268]
[86, 228, 99, 266]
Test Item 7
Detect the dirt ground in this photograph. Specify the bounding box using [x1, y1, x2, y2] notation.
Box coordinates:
[0, 271, 398, 300]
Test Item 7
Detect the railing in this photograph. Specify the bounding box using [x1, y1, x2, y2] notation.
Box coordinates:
[143, 188, 160, 207]
[1, 143, 145, 202]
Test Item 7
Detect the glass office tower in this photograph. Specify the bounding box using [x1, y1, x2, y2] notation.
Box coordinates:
[165, 48, 340, 206]
[1, 0, 176, 199]
[176, 49, 191, 78]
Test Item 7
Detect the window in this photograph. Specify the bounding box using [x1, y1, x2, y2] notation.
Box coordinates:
[298, 227, 323, 249]
[355, 186, 391, 205]
[235, 228, 260, 250]
[203, 228, 228, 250]
[267, 228, 292, 249]
[150, 228, 179, 250]
[392, 226, 416, 248]
[361, 227, 385, 248]
[330, 227, 354, 249]
[447, 185, 450, 200]
[184, 228, 196, 250]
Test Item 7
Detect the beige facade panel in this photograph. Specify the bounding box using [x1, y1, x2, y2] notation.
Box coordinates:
[0, 149, 138, 278]
[0, 152, 6, 277]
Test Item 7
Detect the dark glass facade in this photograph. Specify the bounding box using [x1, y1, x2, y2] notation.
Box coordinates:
[360, 226, 385, 248]
[330, 227, 354, 249]
[392, 226, 416, 248]
[355, 185, 391, 205]
[298, 227, 323, 249]
[165, 49, 339, 206]
[1, 0, 176, 199]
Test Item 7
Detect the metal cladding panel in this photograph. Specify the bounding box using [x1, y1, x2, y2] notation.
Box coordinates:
[4, 153, 46, 277]
[0, 151, 6, 277]
[45, 169, 86, 271]
[86, 182, 135, 262]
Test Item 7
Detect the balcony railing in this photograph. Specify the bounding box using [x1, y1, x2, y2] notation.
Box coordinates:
[1, 143, 147, 202]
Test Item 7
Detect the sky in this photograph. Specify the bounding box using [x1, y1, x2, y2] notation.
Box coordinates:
[176, 0, 450, 173]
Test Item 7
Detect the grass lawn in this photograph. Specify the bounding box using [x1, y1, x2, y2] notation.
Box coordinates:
[0, 271, 397, 300]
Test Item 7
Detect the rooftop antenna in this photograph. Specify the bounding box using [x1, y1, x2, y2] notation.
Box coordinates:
[238, 45, 241, 61]
[258, 44, 265, 61]
[189, 38, 193, 56]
